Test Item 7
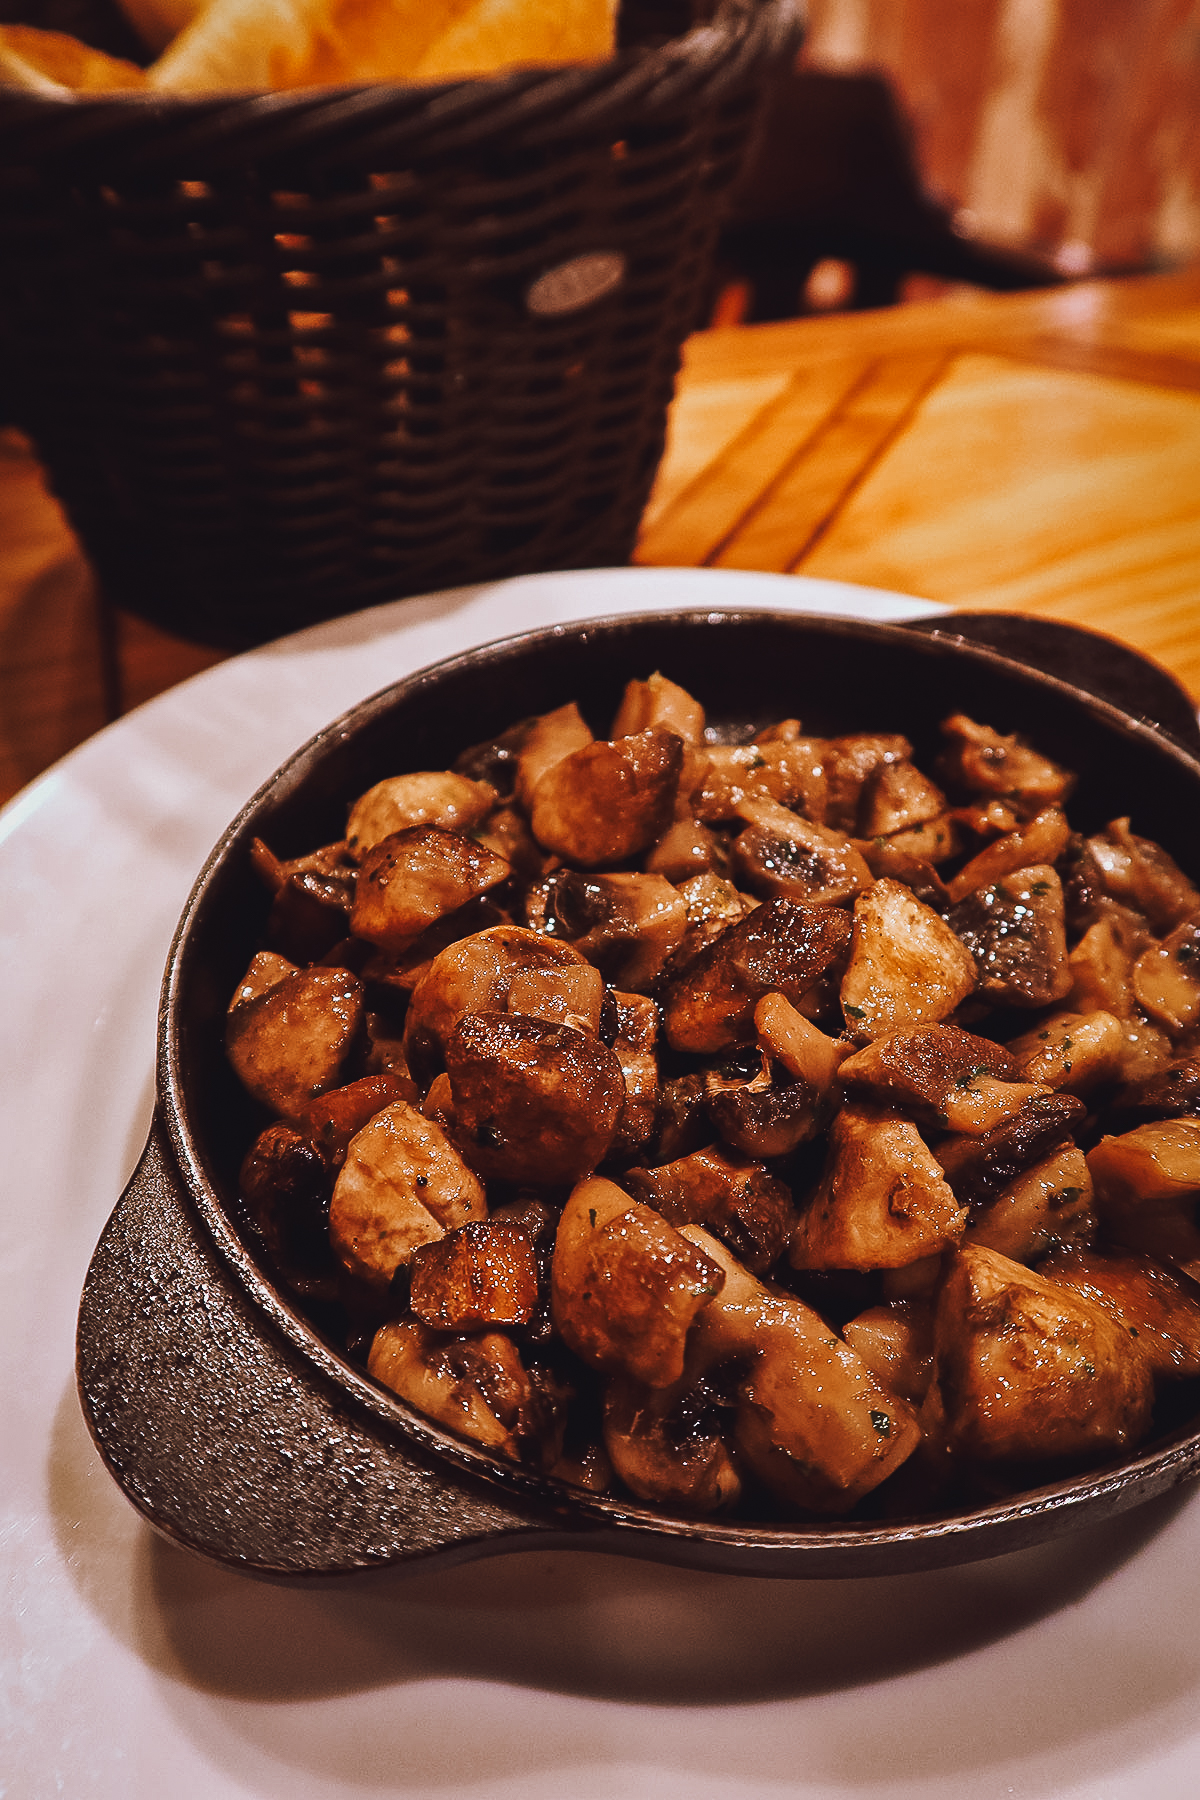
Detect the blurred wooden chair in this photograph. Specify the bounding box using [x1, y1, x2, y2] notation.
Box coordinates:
[714, 67, 1067, 322]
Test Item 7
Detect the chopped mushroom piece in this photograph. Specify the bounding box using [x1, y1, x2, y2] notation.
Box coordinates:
[662, 898, 852, 1055]
[732, 797, 873, 906]
[551, 1176, 726, 1387]
[837, 1023, 1036, 1134]
[514, 701, 593, 810]
[947, 865, 1072, 1010]
[625, 1144, 798, 1273]
[935, 1092, 1088, 1209]
[350, 826, 510, 955]
[821, 734, 912, 832]
[296, 1072, 417, 1165]
[671, 872, 756, 962]
[230, 949, 299, 1007]
[226, 964, 363, 1117]
[753, 991, 850, 1096]
[934, 1242, 1153, 1465]
[529, 729, 683, 867]
[857, 756, 946, 838]
[856, 837, 953, 903]
[840, 878, 977, 1042]
[791, 1104, 967, 1271]
[1076, 819, 1200, 934]
[704, 1050, 829, 1162]
[691, 736, 828, 825]
[345, 771, 496, 861]
[1087, 1118, 1200, 1213]
[842, 1300, 936, 1406]
[329, 1099, 487, 1293]
[446, 1012, 626, 1185]
[367, 1318, 558, 1463]
[611, 671, 705, 743]
[608, 990, 661, 1154]
[945, 807, 1072, 904]
[1006, 1009, 1126, 1096]
[644, 815, 727, 882]
[966, 1142, 1094, 1262]
[529, 869, 687, 988]
[1040, 1246, 1200, 1380]
[681, 1227, 922, 1513]
[603, 1370, 742, 1514]
[238, 1120, 334, 1281]
[1065, 913, 1152, 1017]
[1110, 1057, 1200, 1127]
[408, 1219, 541, 1331]
[404, 925, 604, 1068]
[1131, 912, 1200, 1035]
[936, 714, 1075, 812]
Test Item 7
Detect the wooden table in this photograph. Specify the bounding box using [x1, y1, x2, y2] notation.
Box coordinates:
[3, 266, 1200, 810]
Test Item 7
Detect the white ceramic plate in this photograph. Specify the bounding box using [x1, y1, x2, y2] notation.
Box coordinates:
[5, 567, 1200, 1800]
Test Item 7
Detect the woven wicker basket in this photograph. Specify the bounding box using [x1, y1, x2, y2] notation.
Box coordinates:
[0, 0, 800, 647]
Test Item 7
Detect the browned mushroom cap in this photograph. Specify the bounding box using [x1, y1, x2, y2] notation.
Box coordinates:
[350, 826, 511, 956]
[625, 1143, 798, 1274]
[226, 964, 364, 1117]
[603, 1370, 742, 1514]
[551, 1176, 726, 1388]
[445, 1012, 626, 1185]
[661, 898, 852, 1056]
[731, 798, 873, 906]
[947, 864, 1072, 1010]
[791, 1103, 967, 1272]
[840, 878, 977, 1043]
[935, 1242, 1153, 1465]
[528, 728, 684, 867]
[408, 1220, 541, 1331]
[936, 714, 1076, 812]
[404, 924, 604, 1068]
[295, 1071, 416, 1164]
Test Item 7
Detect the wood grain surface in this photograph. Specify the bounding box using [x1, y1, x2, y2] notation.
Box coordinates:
[3, 269, 1199, 810]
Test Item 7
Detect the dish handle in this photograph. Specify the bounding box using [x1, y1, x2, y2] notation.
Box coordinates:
[76, 1118, 575, 1579]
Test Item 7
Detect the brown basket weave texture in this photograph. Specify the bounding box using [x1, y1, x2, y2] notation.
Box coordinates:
[0, 0, 800, 647]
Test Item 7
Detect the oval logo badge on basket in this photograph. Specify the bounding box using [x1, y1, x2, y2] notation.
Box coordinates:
[525, 251, 627, 317]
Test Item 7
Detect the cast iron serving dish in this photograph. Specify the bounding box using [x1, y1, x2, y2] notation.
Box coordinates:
[76, 609, 1200, 1581]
